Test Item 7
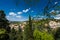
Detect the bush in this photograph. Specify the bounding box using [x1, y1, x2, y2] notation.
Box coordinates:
[0, 28, 9, 40]
[33, 29, 54, 40]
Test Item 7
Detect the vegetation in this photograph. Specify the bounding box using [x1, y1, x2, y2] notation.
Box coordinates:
[0, 10, 10, 40]
[0, 0, 60, 40]
[33, 29, 54, 40]
[54, 27, 60, 40]
[0, 10, 60, 40]
[24, 15, 34, 40]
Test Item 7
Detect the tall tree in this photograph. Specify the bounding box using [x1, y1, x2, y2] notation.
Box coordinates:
[9, 28, 16, 40]
[54, 27, 60, 40]
[0, 10, 10, 40]
[16, 26, 23, 40]
[24, 15, 34, 40]
[0, 10, 10, 32]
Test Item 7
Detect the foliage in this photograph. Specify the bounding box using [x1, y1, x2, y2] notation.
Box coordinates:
[0, 29, 6, 34]
[54, 27, 60, 40]
[33, 29, 54, 40]
[24, 15, 34, 40]
[9, 26, 23, 40]
[0, 0, 59, 40]
[0, 29, 6, 39]
[43, 0, 59, 18]
[16, 26, 23, 40]
[9, 28, 17, 40]
[0, 10, 10, 40]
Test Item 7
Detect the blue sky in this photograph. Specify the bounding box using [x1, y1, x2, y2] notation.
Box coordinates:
[0, 0, 60, 21]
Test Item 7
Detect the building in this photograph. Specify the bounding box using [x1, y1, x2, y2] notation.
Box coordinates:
[49, 21, 60, 29]
[9, 22, 27, 31]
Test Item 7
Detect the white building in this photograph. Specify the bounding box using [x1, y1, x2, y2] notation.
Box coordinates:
[49, 21, 60, 29]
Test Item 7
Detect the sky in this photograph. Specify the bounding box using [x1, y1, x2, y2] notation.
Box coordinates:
[0, 0, 60, 21]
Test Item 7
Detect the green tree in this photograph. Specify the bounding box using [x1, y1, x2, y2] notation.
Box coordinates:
[9, 28, 16, 40]
[44, 0, 59, 19]
[54, 27, 60, 40]
[33, 29, 54, 40]
[16, 26, 23, 40]
[0, 10, 10, 40]
[0, 29, 8, 40]
[24, 15, 33, 40]
[0, 10, 10, 32]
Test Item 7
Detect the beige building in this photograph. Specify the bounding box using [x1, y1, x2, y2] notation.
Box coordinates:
[9, 22, 26, 31]
[49, 21, 60, 29]
[9, 24, 19, 30]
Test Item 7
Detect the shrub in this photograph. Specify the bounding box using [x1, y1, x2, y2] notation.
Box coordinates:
[33, 29, 54, 40]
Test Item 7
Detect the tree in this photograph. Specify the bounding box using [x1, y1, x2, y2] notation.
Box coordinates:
[54, 27, 60, 40]
[0, 10, 10, 40]
[9, 28, 16, 40]
[44, 0, 59, 19]
[16, 26, 23, 40]
[9, 26, 23, 40]
[0, 28, 9, 40]
[24, 15, 34, 40]
[33, 28, 54, 40]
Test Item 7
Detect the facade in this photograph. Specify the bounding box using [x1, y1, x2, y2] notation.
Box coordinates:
[49, 21, 60, 29]
[9, 22, 27, 31]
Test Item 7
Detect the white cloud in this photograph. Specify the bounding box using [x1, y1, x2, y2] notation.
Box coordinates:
[6, 15, 22, 21]
[56, 14, 60, 17]
[50, 10, 55, 13]
[9, 12, 17, 16]
[55, 2, 58, 4]
[54, 14, 60, 19]
[54, 17, 60, 19]
[6, 8, 31, 21]
[17, 12, 22, 14]
[16, 16, 21, 18]
[56, 10, 60, 13]
[23, 8, 30, 13]
[50, 10, 60, 13]
[6, 16, 9, 18]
